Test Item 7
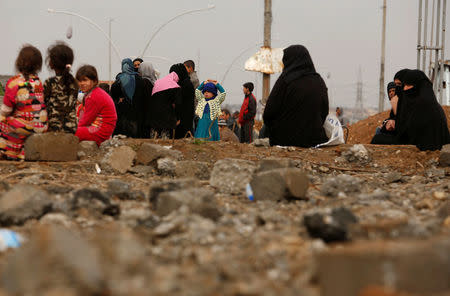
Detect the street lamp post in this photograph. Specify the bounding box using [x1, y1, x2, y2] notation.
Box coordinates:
[140, 4, 215, 58]
[108, 17, 115, 83]
[47, 8, 122, 63]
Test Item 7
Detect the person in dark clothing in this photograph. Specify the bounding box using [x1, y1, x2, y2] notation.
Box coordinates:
[395, 69, 450, 150]
[263, 45, 329, 147]
[169, 63, 195, 138]
[239, 82, 257, 143]
[371, 70, 410, 145]
[133, 58, 143, 72]
[138, 62, 157, 138]
[149, 71, 182, 139]
[110, 58, 146, 138]
[373, 82, 397, 137]
[98, 83, 110, 94]
[221, 108, 239, 137]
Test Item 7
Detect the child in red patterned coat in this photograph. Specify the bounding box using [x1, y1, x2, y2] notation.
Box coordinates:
[75, 65, 117, 146]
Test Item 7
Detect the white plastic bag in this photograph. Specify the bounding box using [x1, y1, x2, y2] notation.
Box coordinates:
[315, 114, 345, 148]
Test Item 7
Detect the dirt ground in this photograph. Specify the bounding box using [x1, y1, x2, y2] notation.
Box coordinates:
[0, 136, 448, 295]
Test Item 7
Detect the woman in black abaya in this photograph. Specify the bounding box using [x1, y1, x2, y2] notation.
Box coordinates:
[169, 63, 195, 139]
[138, 62, 158, 138]
[395, 69, 450, 150]
[371, 68, 410, 145]
[263, 45, 329, 147]
[111, 58, 146, 138]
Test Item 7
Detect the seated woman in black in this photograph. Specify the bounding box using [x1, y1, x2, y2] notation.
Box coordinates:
[371, 69, 409, 145]
[395, 69, 450, 151]
[263, 45, 329, 147]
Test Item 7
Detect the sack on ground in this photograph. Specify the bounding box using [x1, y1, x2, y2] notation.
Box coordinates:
[316, 114, 345, 148]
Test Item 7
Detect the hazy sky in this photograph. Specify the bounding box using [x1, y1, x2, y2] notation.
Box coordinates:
[1, 0, 449, 108]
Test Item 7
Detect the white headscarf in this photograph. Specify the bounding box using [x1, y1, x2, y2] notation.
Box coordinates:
[138, 62, 158, 85]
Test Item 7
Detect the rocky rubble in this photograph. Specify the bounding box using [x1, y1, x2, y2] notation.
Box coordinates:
[0, 138, 448, 296]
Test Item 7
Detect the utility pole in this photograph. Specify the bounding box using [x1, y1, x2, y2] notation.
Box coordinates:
[439, 0, 446, 104]
[418, 0, 423, 68]
[262, 0, 272, 104]
[353, 67, 364, 122]
[378, 0, 387, 112]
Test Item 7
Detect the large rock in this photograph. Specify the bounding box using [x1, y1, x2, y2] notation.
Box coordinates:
[250, 168, 309, 201]
[24, 133, 79, 161]
[157, 158, 177, 176]
[317, 238, 450, 296]
[148, 178, 200, 206]
[304, 207, 358, 243]
[321, 174, 363, 197]
[256, 157, 296, 173]
[106, 179, 144, 200]
[439, 144, 450, 167]
[210, 158, 257, 195]
[154, 188, 221, 221]
[0, 185, 52, 226]
[252, 138, 270, 147]
[136, 143, 183, 165]
[71, 188, 120, 217]
[220, 128, 239, 143]
[342, 144, 371, 164]
[1, 225, 106, 295]
[175, 161, 210, 180]
[78, 141, 98, 158]
[101, 145, 136, 174]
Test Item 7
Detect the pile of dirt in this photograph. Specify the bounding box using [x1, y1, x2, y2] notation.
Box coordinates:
[347, 106, 450, 144]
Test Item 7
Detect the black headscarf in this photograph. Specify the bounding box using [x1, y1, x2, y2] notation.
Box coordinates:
[280, 45, 318, 84]
[402, 69, 432, 92]
[387, 82, 396, 92]
[396, 69, 450, 150]
[169, 63, 195, 138]
[394, 68, 409, 82]
[169, 63, 189, 82]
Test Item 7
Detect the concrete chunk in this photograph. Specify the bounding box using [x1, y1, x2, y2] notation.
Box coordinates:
[439, 144, 450, 167]
[25, 133, 79, 161]
[136, 143, 183, 165]
[250, 168, 309, 201]
[317, 238, 450, 296]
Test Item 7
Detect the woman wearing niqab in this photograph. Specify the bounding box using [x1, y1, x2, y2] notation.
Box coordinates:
[111, 58, 147, 137]
[138, 62, 158, 138]
[395, 69, 449, 150]
[263, 45, 329, 147]
[169, 63, 195, 138]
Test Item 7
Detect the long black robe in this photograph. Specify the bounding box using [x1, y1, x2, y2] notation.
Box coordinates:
[111, 75, 147, 138]
[140, 79, 154, 138]
[148, 87, 182, 137]
[371, 69, 409, 145]
[169, 64, 195, 139]
[395, 70, 450, 150]
[263, 45, 329, 147]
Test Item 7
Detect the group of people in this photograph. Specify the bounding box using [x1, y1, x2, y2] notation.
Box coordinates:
[109, 57, 258, 143]
[0, 41, 448, 161]
[0, 41, 261, 160]
[371, 69, 450, 151]
[0, 42, 118, 160]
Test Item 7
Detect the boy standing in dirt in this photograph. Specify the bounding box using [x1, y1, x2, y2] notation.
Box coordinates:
[238, 82, 257, 143]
